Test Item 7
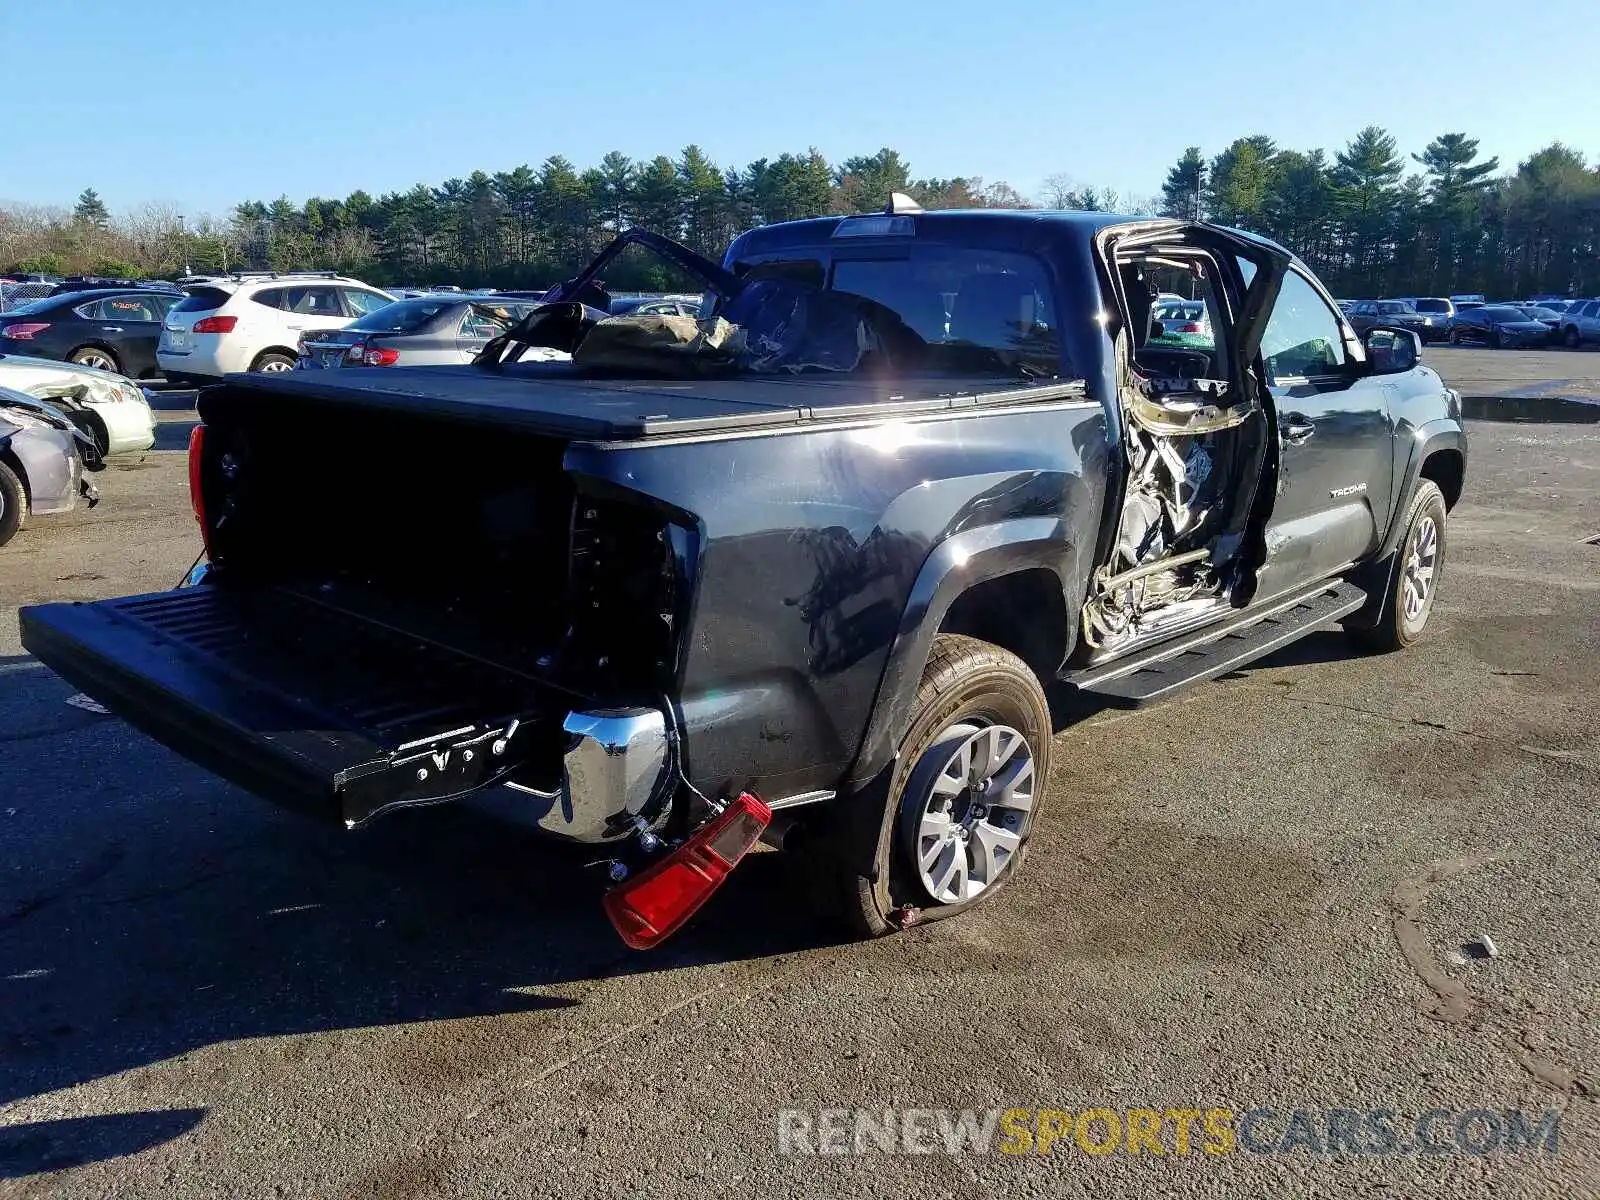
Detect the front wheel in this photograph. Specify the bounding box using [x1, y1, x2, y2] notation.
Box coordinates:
[0, 460, 26, 547]
[1490, 328, 1503, 349]
[796, 634, 1053, 937]
[1348, 480, 1447, 653]
[1565, 326, 1581, 349]
[1447, 327, 1460, 345]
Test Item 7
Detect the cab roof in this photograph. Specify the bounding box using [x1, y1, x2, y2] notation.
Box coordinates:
[725, 208, 1293, 268]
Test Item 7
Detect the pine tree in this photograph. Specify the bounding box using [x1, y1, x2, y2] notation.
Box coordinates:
[73, 188, 110, 228]
[1159, 149, 1206, 219]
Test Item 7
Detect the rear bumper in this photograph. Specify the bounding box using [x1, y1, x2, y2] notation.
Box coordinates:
[19, 587, 670, 839]
[158, 338, 245, 378]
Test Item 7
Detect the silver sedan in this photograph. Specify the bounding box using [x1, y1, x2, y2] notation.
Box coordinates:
[295, 296, 559, 370]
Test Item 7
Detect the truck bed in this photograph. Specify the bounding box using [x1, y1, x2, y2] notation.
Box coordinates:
[208, 364, 1086, 440]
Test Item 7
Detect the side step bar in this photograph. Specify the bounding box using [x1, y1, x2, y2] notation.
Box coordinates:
[1066, 580, 1366, 708]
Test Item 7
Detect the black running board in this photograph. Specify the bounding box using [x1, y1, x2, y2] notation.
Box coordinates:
[1066, 580, 1366, 708]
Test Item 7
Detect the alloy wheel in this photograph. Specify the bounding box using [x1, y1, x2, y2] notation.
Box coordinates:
[1401, 514, 1439, 627]
[900, 721, 1036, 904]
[76, 351, 116, 371]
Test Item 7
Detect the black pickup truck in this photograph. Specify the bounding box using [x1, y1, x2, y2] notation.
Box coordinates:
[20, 206, 1467, 948]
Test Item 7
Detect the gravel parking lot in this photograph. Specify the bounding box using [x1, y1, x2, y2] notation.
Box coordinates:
[1, 350, 1596, 1198]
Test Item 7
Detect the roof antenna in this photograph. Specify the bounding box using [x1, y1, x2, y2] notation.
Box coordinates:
[885, 191, 924, 216]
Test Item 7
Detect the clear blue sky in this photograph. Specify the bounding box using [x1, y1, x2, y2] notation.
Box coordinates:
[5, 0, 1596, 217]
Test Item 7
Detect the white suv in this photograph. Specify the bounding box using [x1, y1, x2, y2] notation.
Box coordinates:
[158, 273, 394, 382]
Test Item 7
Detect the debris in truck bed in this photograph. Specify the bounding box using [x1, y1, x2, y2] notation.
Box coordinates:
[573, 314, 745, 375]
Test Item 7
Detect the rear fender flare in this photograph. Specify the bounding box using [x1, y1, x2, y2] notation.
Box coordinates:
[844, 516, 1070, 791]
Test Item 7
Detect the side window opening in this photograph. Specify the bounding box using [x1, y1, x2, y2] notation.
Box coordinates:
[1260, 272, 1348, 383]
[1115, 248, 1231, 388]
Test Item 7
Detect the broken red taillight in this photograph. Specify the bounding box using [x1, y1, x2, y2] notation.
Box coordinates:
[603, 792, 772, 950]
[362, 347, 399, 366]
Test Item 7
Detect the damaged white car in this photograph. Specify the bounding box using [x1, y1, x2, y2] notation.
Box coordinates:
[0, 353, 156, 458]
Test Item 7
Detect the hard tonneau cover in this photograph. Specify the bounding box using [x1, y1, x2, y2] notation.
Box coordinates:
[208, 364, 1087, 440]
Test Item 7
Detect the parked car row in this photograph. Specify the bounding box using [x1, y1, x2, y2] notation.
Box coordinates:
[1, 266, 712, 384]
[1336, 294, 1600, 349]
[0, 266, 705, 553]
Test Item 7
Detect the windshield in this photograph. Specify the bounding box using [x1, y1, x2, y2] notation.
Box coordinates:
[1479, 306, 1527, 322]
[1411, 299, 1449, 313]
[1522, 307, 1559, 319]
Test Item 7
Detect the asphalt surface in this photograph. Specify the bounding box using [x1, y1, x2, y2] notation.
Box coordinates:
[1, 358, 1597, 1198]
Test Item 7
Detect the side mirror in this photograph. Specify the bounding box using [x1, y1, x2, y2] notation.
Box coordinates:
[1365, 327, 1420, 375]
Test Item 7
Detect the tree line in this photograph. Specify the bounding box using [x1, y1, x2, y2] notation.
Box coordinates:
[1159, 129, 1600, 299]
[4, 129, 1597, 298]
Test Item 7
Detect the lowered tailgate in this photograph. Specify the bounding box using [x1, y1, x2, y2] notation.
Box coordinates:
[19, 585, 564, 826]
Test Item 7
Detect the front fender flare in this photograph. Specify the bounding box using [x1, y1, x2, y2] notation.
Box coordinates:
[1378, 419, 1467, 559]
[844, 516, 1070, 791]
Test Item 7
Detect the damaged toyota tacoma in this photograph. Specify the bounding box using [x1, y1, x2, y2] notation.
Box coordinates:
[20, 204, 1467, 947]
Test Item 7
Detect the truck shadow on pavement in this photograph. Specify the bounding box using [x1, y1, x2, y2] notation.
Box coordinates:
[0, 1110, 206, 1180]
[0, 653, 836, 1128]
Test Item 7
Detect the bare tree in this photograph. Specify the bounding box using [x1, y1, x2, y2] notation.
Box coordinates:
[1039, 173, 1080, 209]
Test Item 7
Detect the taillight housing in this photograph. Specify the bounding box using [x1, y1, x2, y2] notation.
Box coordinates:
[1179, 322, 1203, 334]
[192, 315, 238, 334]
[1, 322, 49, 339]
[603, 792, 772, 949]
[187, 424, 213, 559]
[362, 347, 399, 366]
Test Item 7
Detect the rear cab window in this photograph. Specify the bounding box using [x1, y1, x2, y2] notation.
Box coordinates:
[728, 243, 1063, 378]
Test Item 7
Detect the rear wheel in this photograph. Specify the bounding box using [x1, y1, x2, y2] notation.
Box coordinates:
[1347, 480, 1447, 653]
[796, 634, 1052, 937]
[69, 346, 120, 372]
[1447, 327, 1460, 345]
[251, 351, 296, 373]
[0, 460, 26, 548]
